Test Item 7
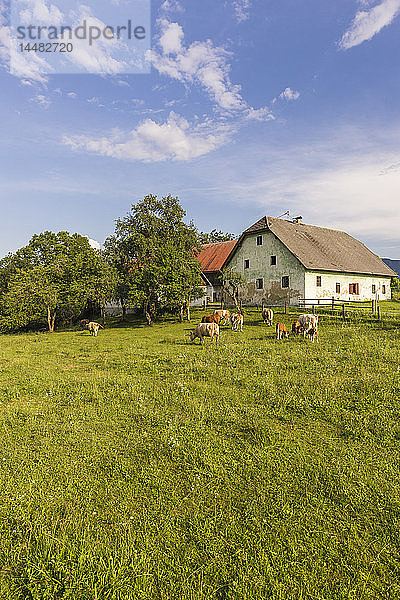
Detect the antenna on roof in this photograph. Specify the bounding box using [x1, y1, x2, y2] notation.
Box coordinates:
[276, 210, 290, 220]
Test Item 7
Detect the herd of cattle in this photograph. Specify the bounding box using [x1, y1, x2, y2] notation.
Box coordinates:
[189, 308, 319, 345]
[79, 309, 319, 345]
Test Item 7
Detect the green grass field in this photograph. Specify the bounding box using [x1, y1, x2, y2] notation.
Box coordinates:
[0, 308, 399, 599]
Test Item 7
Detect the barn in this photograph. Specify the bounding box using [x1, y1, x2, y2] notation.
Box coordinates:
[196, 216, 396, 306]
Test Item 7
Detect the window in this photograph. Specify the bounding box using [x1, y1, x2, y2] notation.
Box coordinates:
[256, 235, 263, 246]
[270, 255, 277, 266]
[349, 283, 360, 295]
[256, 278, 263, 290]
[372, 284, 376, 294]
[282, 276, 290, 289]
[316, 276, 322, 287]
[382, 285, 386, 295]
[244, 259, 249, 269]
[336, 283, 341, 294]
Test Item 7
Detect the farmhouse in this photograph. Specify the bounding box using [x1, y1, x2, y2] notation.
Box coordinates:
[197, 216, 396, 305]
[196, 239, 238, 303]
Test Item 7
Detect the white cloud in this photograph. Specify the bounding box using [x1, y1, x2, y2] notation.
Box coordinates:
[87, 238, 101, 250]
[231, 0, 251, 23]
[19, 0, 63, 26]
[30, 93, 51, 108]
[339, 0, 400, 49]
[63, 112, 235, 162]
[245, 106, 274, 121]
[279, 87, 300, 101]
[150, 20, 246, 111]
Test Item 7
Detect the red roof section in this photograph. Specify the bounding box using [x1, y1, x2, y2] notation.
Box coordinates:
[197, 239, 238, 272]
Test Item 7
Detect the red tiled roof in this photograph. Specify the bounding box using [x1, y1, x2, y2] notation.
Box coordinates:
[197, 239, 238, 272]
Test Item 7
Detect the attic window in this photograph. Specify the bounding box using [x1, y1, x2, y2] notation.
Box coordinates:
[256, 235, 263, 246]
[382, 285, 386, 294]
[244, 259, 249, 269]
[316, 276, 322, 287]
[336, 283, 341, 294]
[372, 284, 376, 294]
[270, 255, 277, 266]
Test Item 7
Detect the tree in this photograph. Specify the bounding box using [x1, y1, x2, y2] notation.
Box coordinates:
[221, 268, 247, 312]
[0, 232, 117, 332]
[199, 230, 236, 244]
[105, 195, 204, 325]
[391, 276, 399, 301]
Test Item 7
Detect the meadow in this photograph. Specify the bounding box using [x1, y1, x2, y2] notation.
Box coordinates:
[0, 307, 399, 599]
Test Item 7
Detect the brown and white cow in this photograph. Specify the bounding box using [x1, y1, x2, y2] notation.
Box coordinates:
[202, 313, 221, 325]
[190, 322, 220, 345]
[262, 308, 273, 326]
[231, 313, 243, 332]
[298, 314, 318, 338]
[276, 322, 288, 340]
[87, 322, 104, 337]
[214, 309, 230, 325]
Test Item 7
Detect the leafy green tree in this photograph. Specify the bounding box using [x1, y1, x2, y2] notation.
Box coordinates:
[106, 195, 204, 324]
[199, 230, 236, 244]
[391, 276, 399, 301]
[221, 268, 247, 312]
[0, 232, 117, 332]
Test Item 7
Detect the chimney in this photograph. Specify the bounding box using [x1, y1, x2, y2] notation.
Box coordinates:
[293, 216, 303, 224]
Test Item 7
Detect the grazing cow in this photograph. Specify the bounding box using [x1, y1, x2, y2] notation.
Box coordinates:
[190, 322, 219, 345]
[306, 326, 319, 343]
[262, 308, 273, 326]
[292, 321, 301, 336]
[202, 313, 221, 325]
[276, 322, 288, 340]
[87, 322, 104, 336]
[214, 309, 230, 325]
[80, 319, 90, 329]
[231, 313, 243, 332]
[298, 314, 318, 338]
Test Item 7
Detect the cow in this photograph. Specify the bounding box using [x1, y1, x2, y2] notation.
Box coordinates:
[298, 314, 318, 338]
[291, 321, 302, 336]
[306, 326, 319, 343]
[190, 322, 220, 345]
[231, 313, 243, 332]
[214, 309, 230, 325]
[202, 313, 221, 325]
[87, 322, 104, 336]
[262, 308, 273, 326]
[80, 319, 90, 329]
[276, 322, 288, 340]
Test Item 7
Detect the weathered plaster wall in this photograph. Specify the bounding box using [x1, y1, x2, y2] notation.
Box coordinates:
[305, 271, 392, 301]
[227, 231, 305, 305]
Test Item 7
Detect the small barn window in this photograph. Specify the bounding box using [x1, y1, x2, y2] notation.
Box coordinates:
[372, 284, 376, 294]
[336, 283, 341, 293]
[270, 255, 277, 266]
[256, 235, 263, 246]
[281, 276, 289, 289]
[382, 284, 386, 294]
[244, 259, 249, 269]
[316, 276, 322, 287]
[349, 283, 359, 295]
[256, 278, 263, 290]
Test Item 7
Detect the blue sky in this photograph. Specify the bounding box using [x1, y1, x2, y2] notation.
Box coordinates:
[0, 0, 400, 258]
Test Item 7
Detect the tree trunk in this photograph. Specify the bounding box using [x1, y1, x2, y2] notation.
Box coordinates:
[121, 300, 126, 322]
[102, 304, 106, 325]
[144, 301, 152, 325]
[179, 305, 184, 322]
[47, 307, 56, 332]
[186, 298, 191, 322]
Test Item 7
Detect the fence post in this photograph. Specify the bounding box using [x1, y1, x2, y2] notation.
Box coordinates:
[377, 305, 380, 321]
[342, 303, 345, 320]
[332, 296, 334, 311]
[372, 299, 374, 313]
[262, 301, 264, 311]
[312, 305, 315, 315]
[285, 302, 287, 314]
